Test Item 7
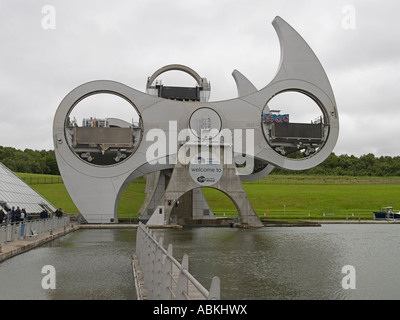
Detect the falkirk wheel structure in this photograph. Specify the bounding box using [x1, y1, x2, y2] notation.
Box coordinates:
[53, 17, 339, 226]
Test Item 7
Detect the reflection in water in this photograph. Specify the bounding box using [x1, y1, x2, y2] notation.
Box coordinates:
[1, 225, 400, 300]
[152, 227, 346, 299]
[153, 225, 400, 300]
[0, 229, 137, 300]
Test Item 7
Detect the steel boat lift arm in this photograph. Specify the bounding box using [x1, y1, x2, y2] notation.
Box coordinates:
[53, 16, 339, 223]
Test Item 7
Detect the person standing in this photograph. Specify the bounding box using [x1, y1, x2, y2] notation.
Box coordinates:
[0, 209, 5, 225]
[40, 209, 48, 219]
[10, 206, 15, 224]
[15, 206, 21, 223]
[55, 208, 64, 218]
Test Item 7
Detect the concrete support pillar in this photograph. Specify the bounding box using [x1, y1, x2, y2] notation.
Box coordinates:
[137, 170, 169, 221]
[159, 148, 263, 228]
[140, 170, 216, 223]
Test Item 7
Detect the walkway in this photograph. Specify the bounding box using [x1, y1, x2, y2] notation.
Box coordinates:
[0, 223, 180, 262]
[0, 223, 77, 262]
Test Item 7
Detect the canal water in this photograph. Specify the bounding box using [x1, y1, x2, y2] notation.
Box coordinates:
[0, 229, 137, 300]
[1, 224, 399, 300]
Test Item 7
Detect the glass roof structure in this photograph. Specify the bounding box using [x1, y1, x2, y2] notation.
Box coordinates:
[0, 162, 57, 213]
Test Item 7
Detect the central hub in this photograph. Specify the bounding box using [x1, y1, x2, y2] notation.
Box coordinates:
[189, 107, 222, 140]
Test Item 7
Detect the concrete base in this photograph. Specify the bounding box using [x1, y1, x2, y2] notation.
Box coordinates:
[156, 148, 263, 228]
[147, 205, 165, 226]
[139, 169, 216, 223]
[137, 171, 169, 221]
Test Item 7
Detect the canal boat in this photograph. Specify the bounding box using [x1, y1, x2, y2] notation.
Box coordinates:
[373, 207, 400, 220]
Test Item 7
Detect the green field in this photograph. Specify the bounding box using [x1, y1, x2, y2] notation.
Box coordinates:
[16, 172, 400, 221]
[204, 176, 400, 221]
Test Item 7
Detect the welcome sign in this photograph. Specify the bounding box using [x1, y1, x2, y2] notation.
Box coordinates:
[189, 152, 223, 186]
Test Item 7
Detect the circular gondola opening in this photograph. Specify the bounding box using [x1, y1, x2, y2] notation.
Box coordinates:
[262, 91, 327, 159]
[65, 93, 142, 166]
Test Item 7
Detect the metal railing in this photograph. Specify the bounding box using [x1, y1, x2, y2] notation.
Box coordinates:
[22, 176, 63, 185]
[135, 222, 220, 300]
[0, 217, 70, 243]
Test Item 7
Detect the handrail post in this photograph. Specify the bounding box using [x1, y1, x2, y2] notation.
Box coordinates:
[135, 222, 220, 300]
[161, 243, 173, 299]
[155, 236, 164, 299]
[176, 254, 189, 300]
[208, 276, 221, 300]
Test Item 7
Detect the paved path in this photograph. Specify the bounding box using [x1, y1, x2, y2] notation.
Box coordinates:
[0, 223, 78, 262]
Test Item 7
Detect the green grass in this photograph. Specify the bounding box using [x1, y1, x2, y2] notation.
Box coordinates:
[15, 172, 400, 221]
[202, 176, 400, 221]
[116, 178, 146, 218]
[16, 172, 147, 218]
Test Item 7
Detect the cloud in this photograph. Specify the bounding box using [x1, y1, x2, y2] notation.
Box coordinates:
[0, 0, 399, 158]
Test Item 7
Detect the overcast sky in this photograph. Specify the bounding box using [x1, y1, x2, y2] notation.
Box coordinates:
[0, 0, 399, 157]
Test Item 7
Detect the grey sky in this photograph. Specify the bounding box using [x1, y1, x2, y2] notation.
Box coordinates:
[0, 0, 399, 157]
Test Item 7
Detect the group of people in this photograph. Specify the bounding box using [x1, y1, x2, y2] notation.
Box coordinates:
[0, 207, 64, 225]
[39, 208, 64, 219]
[0, 206, 27, 225]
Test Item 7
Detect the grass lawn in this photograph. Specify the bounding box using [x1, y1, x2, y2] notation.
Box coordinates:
[16, 172, 400, 221]
[17, 173, 147, 218]
[202, 176, 400, 221]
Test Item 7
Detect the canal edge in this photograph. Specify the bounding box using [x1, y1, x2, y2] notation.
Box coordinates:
[132, 254, 148, 300]
[0, 223, 78, 263]
[0, 223, 177, 263]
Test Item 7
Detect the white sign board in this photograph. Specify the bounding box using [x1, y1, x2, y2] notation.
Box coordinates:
[189, 152, 223, 186]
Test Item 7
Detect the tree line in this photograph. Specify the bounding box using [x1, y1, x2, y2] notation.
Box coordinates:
[0, 146, 399, 177]
[273, 153, 400, 176]
[0, 146, 59, 175]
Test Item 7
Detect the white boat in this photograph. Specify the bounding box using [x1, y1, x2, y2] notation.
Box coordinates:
[373, 207, 400, 220]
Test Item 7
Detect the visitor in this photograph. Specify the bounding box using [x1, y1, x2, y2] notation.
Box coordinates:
[0, 208, 4, 225]
[4, 211, 9, 225]
[15, 206, 21, 223]
[55, 208, 64, 218]
[10, 206, 15, 224]
[40, 209, 48, 219]
[21, 208, 26, 222]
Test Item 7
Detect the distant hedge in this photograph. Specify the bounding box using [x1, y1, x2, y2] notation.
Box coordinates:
[0, 146, 59, 175]
[1, 145, 399, 177]
[273, 153, 400, 177]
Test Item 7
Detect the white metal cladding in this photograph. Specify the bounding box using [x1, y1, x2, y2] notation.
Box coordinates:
[0, 162, 57, 213]
[53, 16, 339, 224]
